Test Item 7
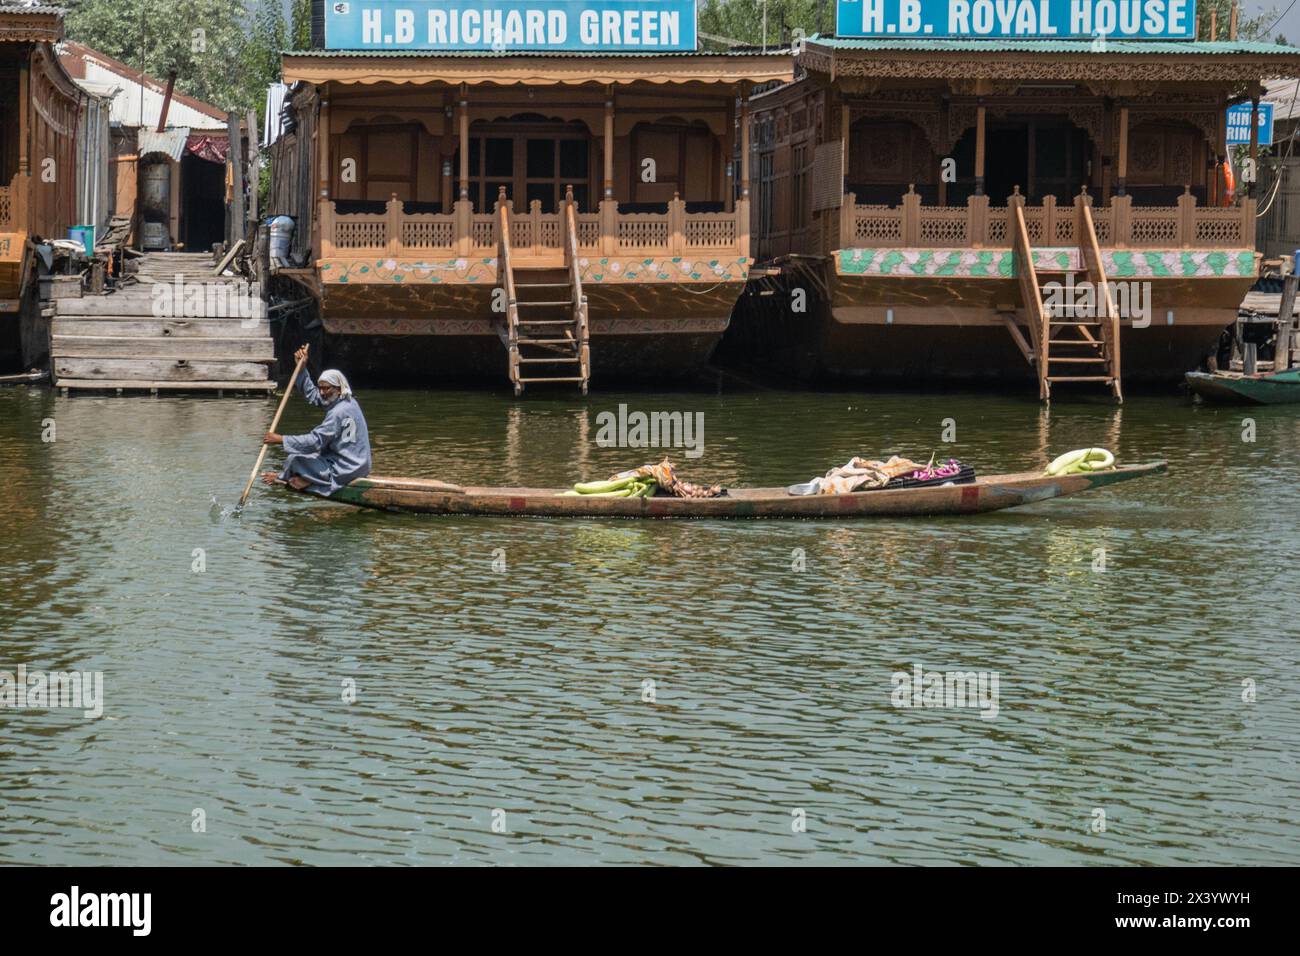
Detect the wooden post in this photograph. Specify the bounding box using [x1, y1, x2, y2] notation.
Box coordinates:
[227, 111, 245, 248]
[669, 191, 683, 256]
[724, 94, 735, 214]
[974, 101, 986, 196]
[740, 91, 751, 202]
[1116, 105, 1129, 197]
[318, 91, 331, 251]
[603, 89, 614, 202]
[601, 88, 616, 255]
[1178, 185, 1196, 247]
[902, 184, 920, 245]
[939, 97, 950, 206]
[458, 85, 469, 203]
[1216, 106, 1228, 206]
[386, 193, 402, 255]
[1249, 94, 1259, 199]
[18, 59, 29, 182]
[1230, 1, 1239, 40]
[246, 107, 260, 228]
[1276, 272, 1297, 370]
[841, 192, 857, 249]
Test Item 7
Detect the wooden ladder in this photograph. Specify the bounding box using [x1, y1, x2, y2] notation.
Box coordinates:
[1009, 201, 1122, 402]
[498, 187, 590, 396]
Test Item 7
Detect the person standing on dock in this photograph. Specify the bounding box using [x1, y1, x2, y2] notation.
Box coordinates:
[261, 346, 371, 494]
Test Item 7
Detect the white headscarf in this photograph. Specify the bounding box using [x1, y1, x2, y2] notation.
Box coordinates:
[318, 369, 353, 402]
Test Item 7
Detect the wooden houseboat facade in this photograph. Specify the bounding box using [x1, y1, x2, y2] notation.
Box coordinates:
[0, 4, 86, 367]
[270, 4, 790, 392]
[732, 36, 1300, 394]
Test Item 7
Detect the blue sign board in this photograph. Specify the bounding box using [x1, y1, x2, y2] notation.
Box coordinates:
[835, 0, 1196, 40]
[323, 0, 698, 51]
[1226, 101, 1274, 147]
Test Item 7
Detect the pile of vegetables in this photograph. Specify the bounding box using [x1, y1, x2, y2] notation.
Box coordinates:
[909, 459, 963, 482]
[564, 475, 658, 497]
[1044, 447, 1116, 476]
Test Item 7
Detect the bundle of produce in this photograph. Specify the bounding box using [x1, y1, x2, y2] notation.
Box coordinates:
[566, 458, 726, 499]
[888, 459, 977, 489]
[1043, 448, 1115, 476]
[565, 474, 658, 497]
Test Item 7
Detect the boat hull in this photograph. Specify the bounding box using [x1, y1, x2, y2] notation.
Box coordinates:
[296, 462, 1168, 518]
[1185, 370, 1300, 404]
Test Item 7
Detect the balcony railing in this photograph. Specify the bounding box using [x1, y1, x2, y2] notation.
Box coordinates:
[0, 174, 25, 230]
[841, 186, 1256, 250]
[321, 194, 749, 262]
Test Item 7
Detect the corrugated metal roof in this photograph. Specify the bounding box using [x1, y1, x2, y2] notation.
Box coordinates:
[808, 37, 1300, 55]
[1265, 78, 1300, 121]
[0, 4, 67, 14]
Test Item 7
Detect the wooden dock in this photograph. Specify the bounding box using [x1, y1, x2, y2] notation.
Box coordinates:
[50, 253, 277, 394]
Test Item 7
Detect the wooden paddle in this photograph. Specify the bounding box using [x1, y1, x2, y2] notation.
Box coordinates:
[238, 344, 309, 510]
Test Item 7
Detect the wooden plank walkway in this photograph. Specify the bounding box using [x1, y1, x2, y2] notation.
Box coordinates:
[50, 252, 277, 394]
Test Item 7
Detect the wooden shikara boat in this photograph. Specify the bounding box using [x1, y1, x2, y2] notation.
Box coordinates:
[287, 462, 1167, 519]
[1185, 369, 1300, 405]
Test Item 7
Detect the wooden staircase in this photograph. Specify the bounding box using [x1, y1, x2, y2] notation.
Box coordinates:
[496, 187, 590, 396]
[49, 252, 275, 394]
[1007, 199, 1122, 402]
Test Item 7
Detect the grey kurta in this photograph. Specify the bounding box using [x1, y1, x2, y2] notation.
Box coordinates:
[279, 371, 372, 495]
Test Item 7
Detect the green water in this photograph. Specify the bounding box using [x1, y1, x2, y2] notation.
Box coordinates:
[1, 384, 1297, 865]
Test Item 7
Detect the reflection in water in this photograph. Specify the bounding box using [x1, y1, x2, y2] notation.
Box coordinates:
[0, 385, 1297, 865]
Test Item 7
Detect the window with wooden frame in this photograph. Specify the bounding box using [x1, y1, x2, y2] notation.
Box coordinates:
[457, 119, 593, 214]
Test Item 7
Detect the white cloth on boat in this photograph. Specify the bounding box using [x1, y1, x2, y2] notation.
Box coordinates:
[787, 455, 920, 496]
[279, 369, 371, 495]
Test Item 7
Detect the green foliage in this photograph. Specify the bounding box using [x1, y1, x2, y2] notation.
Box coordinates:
[1196, 0, 1280, 42]
[699, 0, 823, 48]
[289, 0, 314, 50]
[65, 0, 297, 116]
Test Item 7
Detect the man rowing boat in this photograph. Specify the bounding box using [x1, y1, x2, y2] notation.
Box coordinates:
[261, 345, 372, 494]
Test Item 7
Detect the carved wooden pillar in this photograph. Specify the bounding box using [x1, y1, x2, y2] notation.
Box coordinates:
[974, 100, 986, 196]
[603, 89, 614, 202]
[458, 84, 469, 203]
[1116, 105, 1129, 197]
[1249, 95, 1259, 200]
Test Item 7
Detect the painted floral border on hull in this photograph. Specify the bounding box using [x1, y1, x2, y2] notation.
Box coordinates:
[837, 248, 1257, 279]
[319, 256, 750, 285]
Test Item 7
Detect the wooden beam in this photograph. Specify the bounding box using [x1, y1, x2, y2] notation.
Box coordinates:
[974, 101, 986, 196]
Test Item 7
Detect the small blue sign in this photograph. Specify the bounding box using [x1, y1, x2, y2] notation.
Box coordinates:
[834, 0, 1197, 40]
[323, 1, 698, 52]
[1226, 101, 1274, 147]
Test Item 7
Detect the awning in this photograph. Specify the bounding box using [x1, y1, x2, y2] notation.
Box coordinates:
[186, 133, 228, 164]
[137, 127, 191, 162]
[281, 51, 793, 87]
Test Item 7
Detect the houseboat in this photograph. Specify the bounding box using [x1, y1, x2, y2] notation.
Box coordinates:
[0, 3, 88, 370]
[268, 0, 790, 392]
[730, 9, 1300, 396]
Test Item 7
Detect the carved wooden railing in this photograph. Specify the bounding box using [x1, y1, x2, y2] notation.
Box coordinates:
[320, 194, 746, 261]
[563, 186, 590, 394]
[0, 175, 19, 230]
[842, 185, 1256, 250]
[1078, 198, 1123, 401]
[1011, 203, 1050, 400]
